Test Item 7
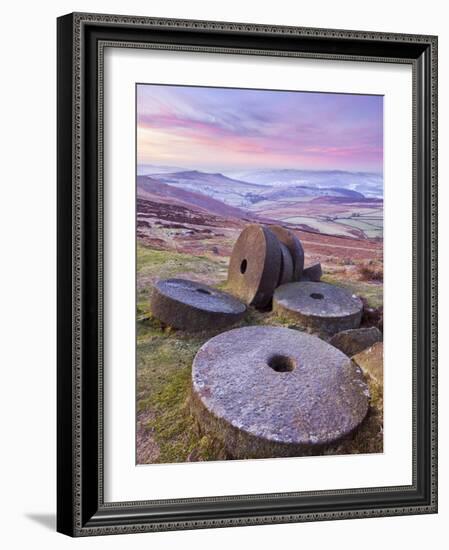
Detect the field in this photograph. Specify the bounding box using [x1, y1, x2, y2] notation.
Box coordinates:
[136, 189, 384, 464]
[251, 197, 383, 240]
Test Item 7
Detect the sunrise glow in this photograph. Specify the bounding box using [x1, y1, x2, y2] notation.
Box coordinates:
[137, 84, 383, 173]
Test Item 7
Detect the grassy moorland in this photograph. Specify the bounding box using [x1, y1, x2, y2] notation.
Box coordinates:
[136, 243, 383, 464]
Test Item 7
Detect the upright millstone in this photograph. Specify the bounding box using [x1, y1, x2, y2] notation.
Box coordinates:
[191, 326, 370, 459]
[269, 225, 304, 280]
[273, 281, 363, 334]
[227, 224, 281, 307]
[150, 278, 246, 331]
[278, 242, 294, 286]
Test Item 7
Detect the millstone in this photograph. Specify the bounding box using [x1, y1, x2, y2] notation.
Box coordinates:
[150, 278, 246, 331]
[278, 243, 294, 285]
[269, 225, 304, 280]
[227, 225, 281, 307]
[273, 281, 363, 334]
[191, 326, 370, 458]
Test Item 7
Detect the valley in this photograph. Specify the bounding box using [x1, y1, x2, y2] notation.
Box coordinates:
[137, 167, 384, 245]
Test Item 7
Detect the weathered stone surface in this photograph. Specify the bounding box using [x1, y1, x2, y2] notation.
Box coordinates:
[151, 278, 246, 331]
[269, 225, 304, 280]
[360, 296, 383, 331]
[191, 326, 370, 459]
[330, 327, 383, 357]
[301, 263, 322, 282]
[278, 242, 294, 285]
[273, 281, 363, 334]
[352, 342, 384, 384]
[227, 224, 281, 307]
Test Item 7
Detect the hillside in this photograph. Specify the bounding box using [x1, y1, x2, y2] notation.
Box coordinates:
[137, 166, 383, 241]
[137, 175, 252, 220]
[150, 170, 267, 208]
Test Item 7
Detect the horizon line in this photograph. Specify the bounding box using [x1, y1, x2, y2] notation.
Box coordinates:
[136, 163, 383, 176]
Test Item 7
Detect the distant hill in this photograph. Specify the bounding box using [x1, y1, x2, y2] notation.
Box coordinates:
[137, 167, 382, 214]
[137, 175, 253, 220]
[225, 168, 383, 199]
[149, 170, 267, 208]
[136, 168, 383, 241]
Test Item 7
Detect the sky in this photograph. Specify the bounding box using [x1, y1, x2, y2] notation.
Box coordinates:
[137, 84, 383, 173]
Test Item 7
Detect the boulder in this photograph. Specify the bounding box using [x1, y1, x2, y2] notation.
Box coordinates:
[360, 296, 383, 331]
[301, 263, 322, 282]
[352, 342, 384, 384]
[330, 327, 383, 357]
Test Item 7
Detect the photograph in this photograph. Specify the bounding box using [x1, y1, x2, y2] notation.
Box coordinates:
[136, 83, 384, 464]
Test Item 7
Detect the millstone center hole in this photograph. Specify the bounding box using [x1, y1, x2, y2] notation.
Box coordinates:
[196, 288, 211, 295]
[240, 259, 248, 274]
[267, 354, 296, 373]
[310, 292, 324, 300]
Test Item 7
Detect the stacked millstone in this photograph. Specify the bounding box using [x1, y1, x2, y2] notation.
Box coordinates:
[191, 326, 370, 459]
[226, 224, 363, 334]
[227, 224, 320, 308]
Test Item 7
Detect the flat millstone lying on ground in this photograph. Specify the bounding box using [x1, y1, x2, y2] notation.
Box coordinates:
[273, 281, 363, 334]
[150, 278, 246, 331]
[191, 326, 370, 458]
[227, 224, 281, 308]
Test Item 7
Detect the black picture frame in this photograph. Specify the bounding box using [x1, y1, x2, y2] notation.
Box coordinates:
[57, 12, 438, 537]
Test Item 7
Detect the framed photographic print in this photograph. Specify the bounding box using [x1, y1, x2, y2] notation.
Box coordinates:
[57, 12, 438, 536]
